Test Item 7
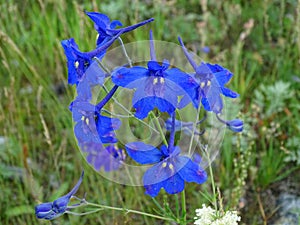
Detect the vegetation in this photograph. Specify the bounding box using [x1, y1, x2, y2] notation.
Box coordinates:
[0, 0, 299, 224]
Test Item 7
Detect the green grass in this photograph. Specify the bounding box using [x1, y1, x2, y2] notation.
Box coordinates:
[1, 0, 300, 224]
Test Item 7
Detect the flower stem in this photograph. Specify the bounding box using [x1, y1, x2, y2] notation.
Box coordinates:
[207, 150, 218, 211]
[167, 112, 176, 151]
[181, 190, 187, 225]
[118, 37, 132, 67]
[150, 111, 168, 146]
[85, 201, 174, 222]
[187, 96, 202, 156]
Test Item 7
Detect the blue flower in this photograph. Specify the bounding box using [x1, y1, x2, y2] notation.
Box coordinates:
[80, 142, 125, 172]
[125, 142, 207, 197]
[216, 114, 244, 132]
[70, 99, 121, 144]
[61, 38, 90, 85]
[85, 11, 154, 47]
[35, 171, 84, 220]
[111, 32, 198, 119]
[226, 119, 243, 132]
[178, 37, 238, 113]
[61, 31, 123, 85]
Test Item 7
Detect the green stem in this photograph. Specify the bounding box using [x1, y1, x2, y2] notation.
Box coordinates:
[85, 201, 174, 222]
[207, 151, 217, 211]
[149, 111, 168, 146]
[187, 98, 203, 156]
[181, 190, 186, 225]
[118, 37, 132, 67]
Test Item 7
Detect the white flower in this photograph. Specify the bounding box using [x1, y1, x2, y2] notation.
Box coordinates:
[194, 204, 241, 225]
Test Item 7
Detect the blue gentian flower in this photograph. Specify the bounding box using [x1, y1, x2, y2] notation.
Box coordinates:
[35, 171, 84, 220]
[70, 99, 121, 144]
[125, 142, 207, 197]
[111, 32, 198, 119]
[85, 11, 154, 47]
[80, 142, 125, 171]
[178, 37, 238, 113]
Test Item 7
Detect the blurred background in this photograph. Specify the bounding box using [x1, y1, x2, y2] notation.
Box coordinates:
[0, 0, 299, 224]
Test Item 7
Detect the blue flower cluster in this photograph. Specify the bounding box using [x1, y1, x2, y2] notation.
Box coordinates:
[60, 11, 243, 197]
[37, 10, 245, 220]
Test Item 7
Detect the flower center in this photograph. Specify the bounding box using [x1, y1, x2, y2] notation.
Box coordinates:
[153, 77, 165, 85]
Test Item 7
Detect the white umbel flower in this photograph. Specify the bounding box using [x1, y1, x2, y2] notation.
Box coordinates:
[194, 204, 241, 225]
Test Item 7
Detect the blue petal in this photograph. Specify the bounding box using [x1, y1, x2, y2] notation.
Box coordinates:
[164, 68, 199, 108]
[84, 143, 124, 171]
[164, 68, 198, 90]
[111, 66, 148, 88]
[201, 97, 211, 111]
[227, 119, 243, 132]
[100, 134, 118, 143]
[206, 63, 225, 73]
[70, 100, 96, 122]
[160, 145, 170, 157]
[163, 173, 185, 195]
[168, 145, 181, 156]
[221, 87, 239, 98]
[144, 179, 165, 197]
[96, 114, 120, 143]
[178, 92, 199, 109]
[192, 153, 202, 164]
[131, 77, 179, 107]
[133, 96, 176, 119]
[74, 120, 99, 144]
[84, 60, 106, 86]
[125, 142, 163, 164]
[85, 11, 110, 34]
[35, 202, 57, 220]
[214, 70, 233, 86]
[177, 157, 207, 184]
[52, 196, 69, 214]
[144, 173, 185, 197]
[96, 114, 121, 133]
[76, 79, 92, 101]
[143, 159, 176, 186]
[204, 79, 223, 113]
[110, 20, 123, 29]
[147, 60, 168, 71]
[61, 38, 78, 85]
[195, 62, 213, 77]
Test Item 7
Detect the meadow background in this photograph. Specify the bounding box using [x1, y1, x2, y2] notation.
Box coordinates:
[0, 0, 300, 224]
